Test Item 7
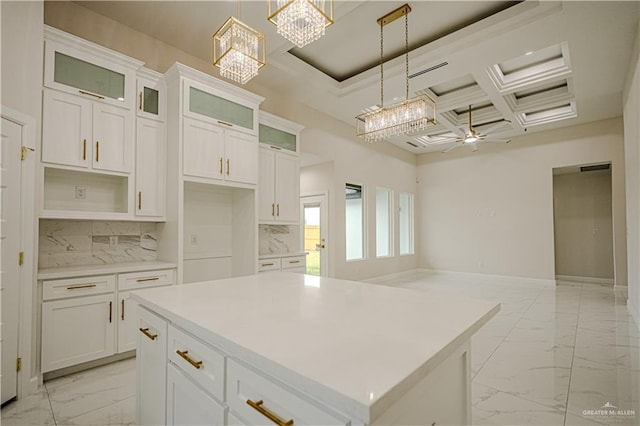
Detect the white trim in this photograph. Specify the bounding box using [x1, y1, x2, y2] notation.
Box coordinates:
[1, 106, 38, 397]
[555, 274, 614, 285]
[300, 191, 330, 277]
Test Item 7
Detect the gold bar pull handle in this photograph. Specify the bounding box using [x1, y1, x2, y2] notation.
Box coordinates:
[95, 141, 99, 162]
[108, 301, 112, 323]
[246, 399, 294, 426]
[82, 139, 87, 160]
[289, 260, 300, 264]
[226, 158, 230, 175]
[176, 350, 203, 369]
[139, 327, 158, 341]
[136, 277, 159, 283]
[78, 89, 105, 100]
[276, 204, 280, 216]
[121, 299, 125, 320]
[66, 283, 97, 290]
[138, 191, 142, 210]
[272, 203, 275, 217]
[139, 92, 143, 111]
[261, 263, 275, 267]
[219, 157, 223, 175]
[217, 120, 233, 127]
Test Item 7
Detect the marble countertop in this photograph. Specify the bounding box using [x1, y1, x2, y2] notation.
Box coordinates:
[132, 272, 500, 423]
[258, 251, 308, 259]
[38, 261, 177, 280]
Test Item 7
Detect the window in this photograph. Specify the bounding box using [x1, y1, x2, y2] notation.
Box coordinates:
[345, 183, 364, 260]
[399, 193, 414, 255]
[376, 187, 393, 257]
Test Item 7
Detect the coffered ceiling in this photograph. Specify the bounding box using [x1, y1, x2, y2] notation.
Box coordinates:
[74, 1, 639, 154]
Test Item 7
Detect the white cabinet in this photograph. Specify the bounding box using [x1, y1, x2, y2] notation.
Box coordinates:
[136, 118, 165, 218]
[137, 75, 165, 121]
[117, 291, 138, 353]
[167, 363, 226, 426]
[136, 306, 168, 426]
[258, 146, 299, 223]
[258, 255, 306, 274]
[41, 289, 116, 373]
[183, 117, 257, 185]
[42, 89, 134, 173]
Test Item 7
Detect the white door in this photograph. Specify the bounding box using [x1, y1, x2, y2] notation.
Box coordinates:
[301, 194, 329, 276]
[41, 89, 91, 168]
[41, 294, 116, 373]
[136, 118, 165, 217]
[92, 103, 134, 173]
[225, 130, 258, 185]
[1, 118, 22, 404]
[274, 152, 299, 223]
[166, 363, 225, 425]
[117, 291, 138, 353]
[258, 146, 275, 222]
[137, 307, 168, 426]
[183, 117, 224, 180]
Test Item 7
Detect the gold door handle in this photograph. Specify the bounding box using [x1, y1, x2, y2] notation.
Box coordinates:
[138, 191, 142, 210]
[226, 158, 230, 175]
[136, 277, 159, 283]
[139, 327, 157, 340]
[78, 89, 105, 100]
[217, 120, 233, 127]
[95, 141, 99, 162]
[176, 350, 203, 369]
[261, 263, 274, 267]
[289, 260, 300, 264]
[276, 204, 280, 216]
[121, 299, 125, 320]
[109, 301, 112, 323]
[247, 399, 294, 426]
[82, 139, 86, 160]
[219, 157, 223, 175]
[272, 203, 275, 216]
[139, 92, 143, 111]
[66, 283, 96, 290]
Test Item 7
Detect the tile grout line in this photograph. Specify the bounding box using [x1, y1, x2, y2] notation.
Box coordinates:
[43, 381, 58, 426]
[563, 282, 583, 426]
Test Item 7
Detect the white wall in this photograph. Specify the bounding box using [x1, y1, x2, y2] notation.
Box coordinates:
[1, 0, 44, 393]
[623, 21, 640, 327]
[417, 118, 627, 283]
[553, 171, 614, 281]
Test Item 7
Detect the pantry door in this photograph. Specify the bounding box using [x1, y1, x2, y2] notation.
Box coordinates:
[1, 117, 22, 404]
[301, 194, 329, 277]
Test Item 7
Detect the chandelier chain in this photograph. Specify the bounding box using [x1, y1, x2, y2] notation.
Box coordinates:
[380, 22, 384, 108]
[405, 12, 409, 100]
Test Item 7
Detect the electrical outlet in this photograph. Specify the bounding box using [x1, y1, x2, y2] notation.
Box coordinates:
[190, 234, 198, 245]
[109, 236, 118, 248]
[75, 186, 86, 199]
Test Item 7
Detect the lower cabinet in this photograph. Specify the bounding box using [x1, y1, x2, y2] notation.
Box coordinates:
[136, 306, 168, 426]
[258, 254, 306, 274]
[41, 293, 116, 373]
[166, 363, 226, 426]
[117, 291, 138, 353]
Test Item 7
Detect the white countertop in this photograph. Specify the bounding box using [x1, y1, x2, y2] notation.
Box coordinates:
[38, 261, 177, 280]
[132, 272, 499, 422]
[258, 251, 308, 259]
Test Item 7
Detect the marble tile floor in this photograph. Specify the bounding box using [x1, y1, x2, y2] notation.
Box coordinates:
[2, 270, 638, 425]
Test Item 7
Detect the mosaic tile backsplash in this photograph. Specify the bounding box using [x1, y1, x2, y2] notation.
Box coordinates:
[39, 220, 158, 268]
[259, 224, 300, 255]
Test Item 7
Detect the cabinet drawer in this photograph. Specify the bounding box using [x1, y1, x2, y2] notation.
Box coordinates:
[258, 258, 281, 272]
[118, 269, 175, 291]
[227, 359, 348, 426]
[167, 325, 225, 402]
[281, 255, 306, 270]
[43, 275, 115, 301]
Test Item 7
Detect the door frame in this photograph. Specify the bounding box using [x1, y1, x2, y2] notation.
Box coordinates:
[300, 191, 329, 277]
[1, 105, 38, 398]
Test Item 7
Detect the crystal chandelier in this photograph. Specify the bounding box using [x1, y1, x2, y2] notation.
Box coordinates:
[268, 0, 333, 48]
[356, 4, 436, 143]
[213, 4, 265, 85]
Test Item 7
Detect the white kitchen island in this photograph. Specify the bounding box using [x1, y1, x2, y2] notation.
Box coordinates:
[132, 272, 499, 426]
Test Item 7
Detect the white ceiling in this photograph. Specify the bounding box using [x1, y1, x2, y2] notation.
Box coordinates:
[75, 1, 639, 154]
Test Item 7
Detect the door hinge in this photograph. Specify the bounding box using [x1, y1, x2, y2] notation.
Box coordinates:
[18, 251, 24, 266]
[16, 357, 22, 372]
[20, 146, 34, 161]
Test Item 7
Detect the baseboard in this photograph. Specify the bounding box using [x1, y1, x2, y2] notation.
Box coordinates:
[367, 268, 556, 287]
[43, 351, 135, 382]
[628, 299, 640, 331]
[363, 269, 429, 284]
[555, 275, 614, 285]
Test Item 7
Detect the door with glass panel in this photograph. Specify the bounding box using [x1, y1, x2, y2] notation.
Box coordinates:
[301, 194, 328, 276]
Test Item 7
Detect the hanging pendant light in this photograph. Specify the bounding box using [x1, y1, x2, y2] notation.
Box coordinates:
[268, 0, 333, 48]
[356, 4, 436, 143]
[213, 1, 265, 84]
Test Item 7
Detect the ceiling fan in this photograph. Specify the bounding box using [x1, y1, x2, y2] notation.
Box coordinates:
[442, 105, 511, 153]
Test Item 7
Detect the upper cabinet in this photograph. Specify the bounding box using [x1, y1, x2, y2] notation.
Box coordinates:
[137, 68, 166, 121]
[44, 26, 142, 110]
[258, 112, 304, 224]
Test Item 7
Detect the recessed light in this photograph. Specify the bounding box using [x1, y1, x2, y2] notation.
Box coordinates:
[525, 51, 533, 56]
